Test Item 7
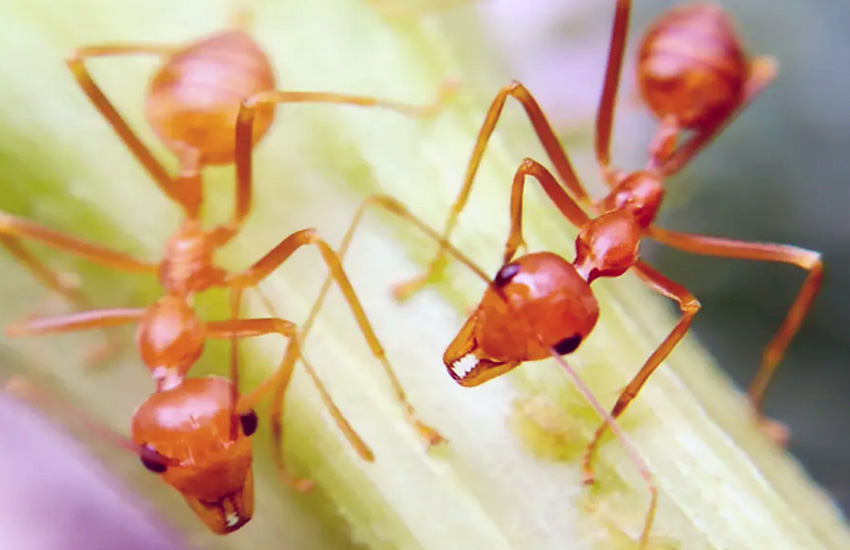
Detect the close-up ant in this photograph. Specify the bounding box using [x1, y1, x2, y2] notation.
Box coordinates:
[387, 0, 822, 475]
[297, 1, 824, 544]
[0, 20, 450, 533]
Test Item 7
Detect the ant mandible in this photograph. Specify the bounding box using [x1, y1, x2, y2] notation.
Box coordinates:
[1, 19, 450, 533]
[389, 0, 822, 478]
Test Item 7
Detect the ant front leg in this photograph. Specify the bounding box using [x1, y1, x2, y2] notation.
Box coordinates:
[648, 226, 823, 443]
[503, 158, 592, 263]
[583, 261, 700, 483]
[221, 85, 455, 245]
[393, 81, 593, 301]
[66, 44, 202, 215]
[224, 228, 445, 447]
[658, 57, 777, 177]
[206, 317, 373, 492]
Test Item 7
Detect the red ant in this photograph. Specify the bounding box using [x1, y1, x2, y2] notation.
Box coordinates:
[1, 21, 451, 533]
[392, 0, 822, 473]
[298, 1, 823, 545]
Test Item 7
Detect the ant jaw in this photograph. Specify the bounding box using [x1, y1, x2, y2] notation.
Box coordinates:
[184, 467, 255, 535]
[445, 354, 521, 387]
[444, 306, 524, 386]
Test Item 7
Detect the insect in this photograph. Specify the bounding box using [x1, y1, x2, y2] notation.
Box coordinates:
[301, 194, 659, 547]
[387, 0, 821, 484]
[1, 21, 450, 532]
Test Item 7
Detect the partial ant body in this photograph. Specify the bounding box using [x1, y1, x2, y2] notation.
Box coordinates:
[1, 22, 449, 533]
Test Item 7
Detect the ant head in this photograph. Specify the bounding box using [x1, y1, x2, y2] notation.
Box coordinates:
[637, 3, 748, 130]
[444, 252, 599, 386]
[137, 296, 206, 386]
[601, 171, 664, 228]
[145, 30, 276, 165]
[132, 377, 256, 534]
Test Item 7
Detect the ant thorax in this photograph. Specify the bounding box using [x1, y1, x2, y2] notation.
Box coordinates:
[158, 220, 226, 296]
[573, 210, 643, 283]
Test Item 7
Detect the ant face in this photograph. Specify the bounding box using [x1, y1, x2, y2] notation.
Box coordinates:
[444, 252, 599, 386]
[132, 377, 256, 534]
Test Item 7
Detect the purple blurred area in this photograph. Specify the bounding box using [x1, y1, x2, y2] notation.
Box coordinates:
[0, 393, 191, 550]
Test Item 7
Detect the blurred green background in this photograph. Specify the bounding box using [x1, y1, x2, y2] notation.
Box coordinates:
[479, 0, 850, 511]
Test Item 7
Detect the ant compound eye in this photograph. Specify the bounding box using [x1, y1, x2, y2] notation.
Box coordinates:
[240, 410, 259, 437]
[139, 444, 170, 473]
[553, 333, 583, 355]
[494, 263, 521, 287]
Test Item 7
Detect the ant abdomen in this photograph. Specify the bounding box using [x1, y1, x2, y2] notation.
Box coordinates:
[637, 3, 748, 130]
[146, 30, 276, 165]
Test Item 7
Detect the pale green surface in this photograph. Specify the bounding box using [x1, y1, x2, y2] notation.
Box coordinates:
[0, 0, 848, 549]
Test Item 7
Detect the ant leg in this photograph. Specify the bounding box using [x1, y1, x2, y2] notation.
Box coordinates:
[393, 81, 592, 300]
[206, 318, 371, 491]
[0, 211, 157, 273]
[504, 159, 592, 263]
[295, 194, 494, 438]
[595, 0, 632, 185]
[545, 351, 657, 548]
[243, 287, 376, 463]
[7, 308, 144, 345]
[583, 261, 700, 483]
[215, 85, 456, 245]
[298, 194, 490, 377]
[226, 288, 244, 441]
[0, 237, 122, 364]
[207, 318, 311, 491]
[66, 45, 202, 215]
[648, 226, 822, 430]
[1, 236, 84, 306]
[291, 194, 510, 443]
[300, 194, 492, 344]
[225, 228, 447, 446]
[658, 57, 777, 177]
